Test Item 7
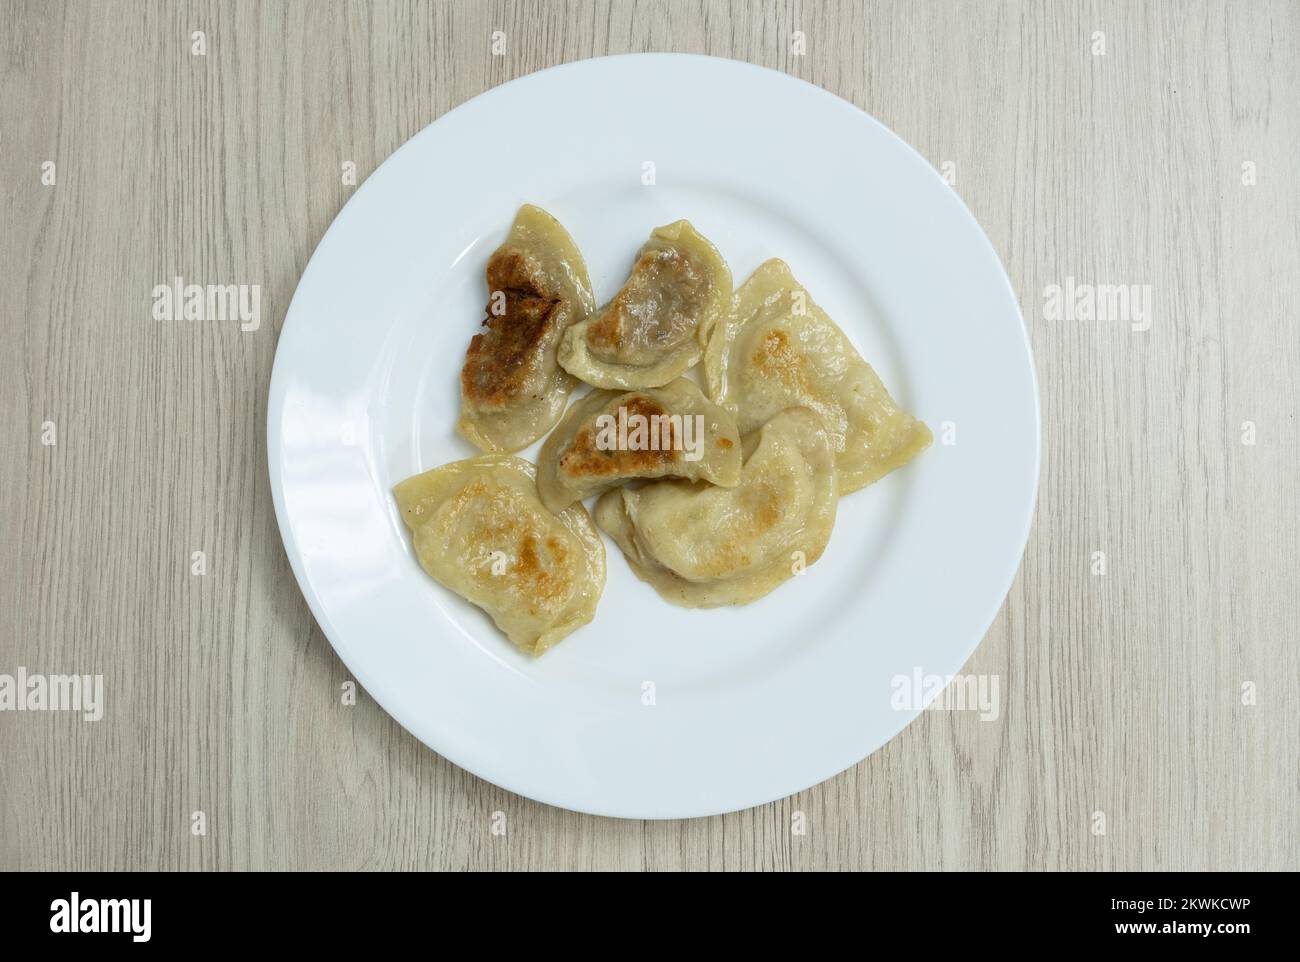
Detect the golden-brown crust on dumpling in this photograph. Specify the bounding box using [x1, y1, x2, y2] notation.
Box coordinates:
[535, 379, 742, 514]
[557, 394, 678, 478]
[461, 248, 562, 408]
[582, 249, 696, 353]
[394, 455, 605, 655]
[558, 220, 732, 389]
[705, 259, 931, 493]
[593, 408, 837, 608]
[456, 205, 595, 453]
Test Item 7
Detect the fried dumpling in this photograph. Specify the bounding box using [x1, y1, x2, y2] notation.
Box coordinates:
[536, 378, 742, 513]
[705, 259, 932, 494]
[594, 409, 837, 608]
[394, 455, 605, 655]
[559, 220, 731, 389]
[457, 205, 597, 453]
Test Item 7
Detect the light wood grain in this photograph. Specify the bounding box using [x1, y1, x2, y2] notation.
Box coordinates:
[1, 0, 1296, 871]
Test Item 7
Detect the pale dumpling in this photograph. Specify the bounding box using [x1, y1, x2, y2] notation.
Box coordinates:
[594, 409, 837, 608]
[705, 259, 931, 494]
[536, 378, 742, 513]
[559, 220, 731, 389]
[394, 455, 605, 655]
[458, 204, 597, 453]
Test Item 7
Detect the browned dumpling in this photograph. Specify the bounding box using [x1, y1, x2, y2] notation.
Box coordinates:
[705, 259, 931, 493]
[535, 379, 742, 513]
[394, 455, 605, 655]
[594, 409, 837, 608]
[457, 205, 596, 453]
[558, 220, 731, 389]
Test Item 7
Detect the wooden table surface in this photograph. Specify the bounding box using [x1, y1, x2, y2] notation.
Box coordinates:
[2, 0, 1296, 871]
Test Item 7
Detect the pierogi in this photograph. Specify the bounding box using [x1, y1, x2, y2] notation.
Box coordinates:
[705, 259, 931, 493]
[458, 205, 597, 453]
[559, 220, 731, 389]
[594, 409, 837, 608]
[398, 212, 938, 648]
[536, 378, 742, 513]
[394, 455, 605, 655]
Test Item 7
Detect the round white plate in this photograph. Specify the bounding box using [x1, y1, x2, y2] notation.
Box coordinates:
[268, 54, 1038, 819]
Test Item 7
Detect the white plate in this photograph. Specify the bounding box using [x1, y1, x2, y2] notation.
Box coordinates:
[268, 54, 1039, 819]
